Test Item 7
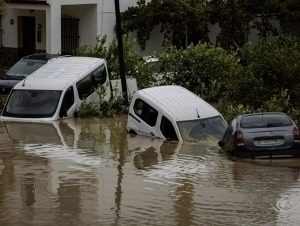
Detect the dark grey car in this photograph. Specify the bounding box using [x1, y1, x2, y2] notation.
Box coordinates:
[218, 112, 300, 158]
[0, 53, 69, 94]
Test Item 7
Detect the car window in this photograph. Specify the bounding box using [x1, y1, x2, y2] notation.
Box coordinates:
[76, 73, 96, 100]
[147, 61, 162, 73]
[160, 116, 178, 141]
[93, 64, 107, 87]
[59, 86, 75, 117]
[133, 99, 158, 127]
[241, 114, 292, 128]
[6, 61, 45, 77]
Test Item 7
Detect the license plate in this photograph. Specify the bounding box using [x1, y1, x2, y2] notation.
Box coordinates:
[260, 139, 279, 144]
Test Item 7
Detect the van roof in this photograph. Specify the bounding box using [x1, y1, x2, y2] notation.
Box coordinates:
[137, 85, 221, 121]
[13, 57, 105, 91]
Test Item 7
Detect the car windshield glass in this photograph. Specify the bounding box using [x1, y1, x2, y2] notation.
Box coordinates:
[3, 90, 62, 118]
[177, 116, 227, 142]
[241, 114, 292, 128]
[6, 61, 45, 78]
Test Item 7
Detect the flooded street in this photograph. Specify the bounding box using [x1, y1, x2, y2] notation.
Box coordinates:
[1, 118, 300, 225]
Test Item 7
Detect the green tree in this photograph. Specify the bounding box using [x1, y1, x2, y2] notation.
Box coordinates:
[121, 0, 300, 50]
[229, 35, 300, 109]
[121, 0, 210, 50]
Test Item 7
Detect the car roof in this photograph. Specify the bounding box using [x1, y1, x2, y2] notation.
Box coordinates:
[13, 57, 105, 91]
[143, 56, 159, 63]
[135, 85, 222, 122]
[21, 53, 69, 62]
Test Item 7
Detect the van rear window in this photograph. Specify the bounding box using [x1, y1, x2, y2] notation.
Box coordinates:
[241, 114, 292, 128]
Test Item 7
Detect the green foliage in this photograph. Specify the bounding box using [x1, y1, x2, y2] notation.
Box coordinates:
[74, 35, 155, 89]
[229, 35, 300, 108]
[155, 43, 242, 103]
[0, 0, 7, 18]
[73, 33, 300, 127]
[121, 0, 300, 50]
[216, 89, 300, 127]
[77, 85, 128, 118]
[121, 0, 209, 50]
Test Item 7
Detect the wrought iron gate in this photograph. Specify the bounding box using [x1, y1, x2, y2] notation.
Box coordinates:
[61, 14, 80, 55]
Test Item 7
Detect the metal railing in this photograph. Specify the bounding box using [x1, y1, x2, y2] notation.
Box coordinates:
[61, 14, 80, 55]
[0, 48, 23, 67]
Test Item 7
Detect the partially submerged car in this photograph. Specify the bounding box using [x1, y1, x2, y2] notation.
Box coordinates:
[0, 53, 69, 94]
[127, 85, 227, 142]
[218, 112, 300, 158]
[1, 56, 137, 122]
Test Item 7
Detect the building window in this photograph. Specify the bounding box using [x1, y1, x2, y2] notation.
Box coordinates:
[133, 99, 158, 127]
[160, 116, 178, 141]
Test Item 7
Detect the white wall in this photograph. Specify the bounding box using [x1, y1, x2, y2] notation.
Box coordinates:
[2, 7, 47, 50]
[98, 0, 164, 56]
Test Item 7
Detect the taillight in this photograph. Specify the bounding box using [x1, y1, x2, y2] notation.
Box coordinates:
[236, 130, 244, 144]
[293, 127, 300, 140]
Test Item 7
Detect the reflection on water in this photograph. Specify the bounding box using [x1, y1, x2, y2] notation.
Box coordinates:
[1, 118, 300, 225]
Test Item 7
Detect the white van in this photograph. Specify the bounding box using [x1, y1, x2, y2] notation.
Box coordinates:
[1, 56, 137, 122]
[127, 85, 228, 142]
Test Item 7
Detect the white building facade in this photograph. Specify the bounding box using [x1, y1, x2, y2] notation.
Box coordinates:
[0, 0, 166, 59]
[0, 0, 287, 67]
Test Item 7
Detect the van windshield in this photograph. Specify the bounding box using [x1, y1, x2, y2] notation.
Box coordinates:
[177, 116, 227, 142]
[2, 90, 62, 118]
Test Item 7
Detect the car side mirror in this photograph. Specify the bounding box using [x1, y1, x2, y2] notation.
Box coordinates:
[218, 140, 224, 147]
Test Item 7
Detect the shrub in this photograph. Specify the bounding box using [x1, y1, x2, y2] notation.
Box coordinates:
[155, 43, 243, 103]
[230, 35, 300, 108]
[74, 35, 156, 89]
[77, 84, 129, 118]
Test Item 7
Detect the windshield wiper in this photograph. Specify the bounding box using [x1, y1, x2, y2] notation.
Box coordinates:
[267, 122, 283, 127]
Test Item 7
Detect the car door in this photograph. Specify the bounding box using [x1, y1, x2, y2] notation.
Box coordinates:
[132, 98, 160, 138]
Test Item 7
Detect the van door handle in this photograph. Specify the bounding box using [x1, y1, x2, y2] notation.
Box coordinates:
[150, 132, 154, 136]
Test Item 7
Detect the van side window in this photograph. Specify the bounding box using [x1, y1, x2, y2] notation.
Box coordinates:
[160, 116, 178, 141]
[76, 73, 96, 100]
[59, 86, 74, 118]
[93, 64, 107, 87]
[133, 99, 158, 127]
[134, 99, 143, 116]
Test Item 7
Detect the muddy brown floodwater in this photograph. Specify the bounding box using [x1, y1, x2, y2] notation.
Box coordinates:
[1, 118, 300, 225]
